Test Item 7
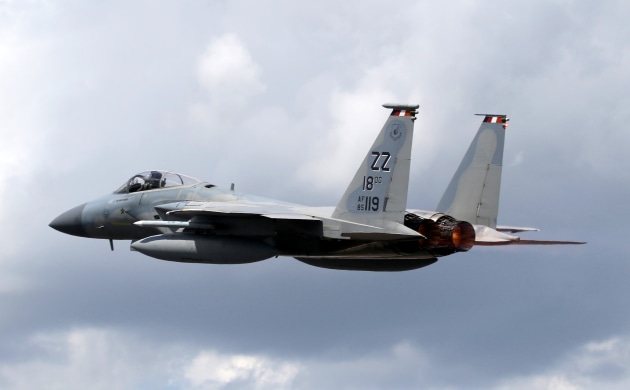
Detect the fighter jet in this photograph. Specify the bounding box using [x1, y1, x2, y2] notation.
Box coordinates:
[49, 104, 583, 271]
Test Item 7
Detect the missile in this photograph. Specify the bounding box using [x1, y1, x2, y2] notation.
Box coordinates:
[133, 220, 216, 231]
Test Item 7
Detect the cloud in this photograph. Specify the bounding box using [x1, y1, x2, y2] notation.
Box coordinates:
[0, 327, 299, 390]
[493, 337, 630, 390]
[295, 50, 424, 193]
[194, 33, 265, 110]
[0, 328, 159, 390]
[0, 2, 57, 255]
[5, 331, 629, 390]
[1, 1, 630, 390]
[292, 341, 433, 389]
[186, 33, 273, 178]
[183, 350, 299, 389]
[198, 34, 264, 90]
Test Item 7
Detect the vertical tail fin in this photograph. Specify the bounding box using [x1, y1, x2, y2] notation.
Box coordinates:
[332, 104, 419, 227]
[436, 114, 508, 228]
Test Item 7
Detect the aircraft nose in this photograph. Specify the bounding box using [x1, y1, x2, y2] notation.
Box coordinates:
[49, 203, 88, 237]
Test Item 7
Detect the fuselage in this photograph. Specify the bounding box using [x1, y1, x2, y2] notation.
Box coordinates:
[49, 172, 470, 271]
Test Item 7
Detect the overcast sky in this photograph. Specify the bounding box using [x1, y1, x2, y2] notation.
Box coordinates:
[1, 0, 629, 389]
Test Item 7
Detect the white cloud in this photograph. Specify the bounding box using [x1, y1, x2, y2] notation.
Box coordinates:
[188, 33, 268, 153]
[183, 350, 299, 389]
[195, 33, 265, 109]
[292, 341, 434, 389]
[0, 328, 157, 390]
[494, 336, 630, 390]
[0, 332, 433, 390]
[295, 56, 418, 193]
[0, 2, 55, 255]
[198, 34, 262, 89]
[495, 375, 583, 390]
[2, 328, 630, 390]
[0, 327, 299, 390]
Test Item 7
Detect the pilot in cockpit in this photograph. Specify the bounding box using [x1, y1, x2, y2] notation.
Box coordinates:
[118, 170, 201, 194]
[128, 175, 146, 193]
[147, 171, 163, 189]
[128, 171, 163, 192]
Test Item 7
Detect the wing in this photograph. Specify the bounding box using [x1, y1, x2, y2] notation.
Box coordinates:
[134, 201, 424, 241]
[133, 201, 324, 237]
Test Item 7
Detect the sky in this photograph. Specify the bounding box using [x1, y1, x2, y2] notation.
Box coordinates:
[1, 0, 629, 389]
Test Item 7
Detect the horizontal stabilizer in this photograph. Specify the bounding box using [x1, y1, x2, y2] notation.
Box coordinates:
[475, 225, 585, 245]
[476, 239, 586, 246]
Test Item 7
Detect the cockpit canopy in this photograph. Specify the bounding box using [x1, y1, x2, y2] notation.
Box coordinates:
[114, 170, 202, 194]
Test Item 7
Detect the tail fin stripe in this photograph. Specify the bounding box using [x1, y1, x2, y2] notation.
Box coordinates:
[482, 115, 508, 124]
[392, 110, 412, 117]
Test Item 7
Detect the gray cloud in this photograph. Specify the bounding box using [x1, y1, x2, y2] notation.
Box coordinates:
[1, 0, 629, 389]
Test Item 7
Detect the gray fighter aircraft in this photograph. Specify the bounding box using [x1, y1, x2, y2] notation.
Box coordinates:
[50, 104, 583, 271]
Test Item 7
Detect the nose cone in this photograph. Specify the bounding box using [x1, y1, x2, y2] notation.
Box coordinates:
[49, 203, 88, 237]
